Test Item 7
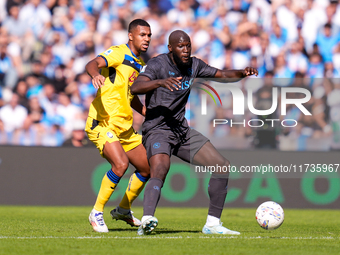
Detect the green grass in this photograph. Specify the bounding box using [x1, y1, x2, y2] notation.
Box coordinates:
[0, 206, 339, 255]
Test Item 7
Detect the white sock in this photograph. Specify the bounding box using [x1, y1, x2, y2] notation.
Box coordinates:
[206, 215, 220, 227]
[117, 206, 130, 215]
[141, 215, 153, 223]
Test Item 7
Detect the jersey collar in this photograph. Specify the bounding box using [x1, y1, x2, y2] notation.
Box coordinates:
[126, 43, 138, 59]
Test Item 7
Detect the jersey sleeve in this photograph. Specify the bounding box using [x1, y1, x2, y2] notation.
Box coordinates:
[196, 58, 218, 78]
[138, 57, 160, 80]
[98, 47, 124, 68]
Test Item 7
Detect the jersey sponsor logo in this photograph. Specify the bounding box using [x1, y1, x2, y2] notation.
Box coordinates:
[129, 71, 137, 84]
[107, 132, 114, 138]
[153, 142, 161, 149]
[104, 49, 113, 56]
[140, 65, 147, 73]
[180, 78, 194, 90]
[169, 71, 175, 76]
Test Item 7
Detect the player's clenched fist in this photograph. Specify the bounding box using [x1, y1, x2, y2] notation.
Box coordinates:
[243, 67, 258, 77]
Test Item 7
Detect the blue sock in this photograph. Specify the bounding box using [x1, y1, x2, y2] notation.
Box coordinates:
[135, 171, 150, 183]
[106, 169, 121, 184]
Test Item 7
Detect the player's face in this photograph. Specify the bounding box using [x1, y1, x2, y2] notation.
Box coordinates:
[129, 25, 152, 53]
[172, 37, 191, 66]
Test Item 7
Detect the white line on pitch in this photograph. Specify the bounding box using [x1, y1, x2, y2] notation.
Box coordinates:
[0, 236, 339, 240]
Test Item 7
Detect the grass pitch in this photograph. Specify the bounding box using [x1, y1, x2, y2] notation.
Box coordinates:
[0, 206, 339, 255]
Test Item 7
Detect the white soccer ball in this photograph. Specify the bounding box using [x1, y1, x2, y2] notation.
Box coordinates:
[255, 201, 284, 230]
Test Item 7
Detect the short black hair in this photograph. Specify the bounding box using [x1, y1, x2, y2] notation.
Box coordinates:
[128, 19, 150, 32]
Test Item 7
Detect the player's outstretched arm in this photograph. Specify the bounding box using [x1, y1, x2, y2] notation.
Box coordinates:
[131, 76, 182, 95]
[214, 67, 258, 83]
[85, 56, 107, 89]
[130, 95, 146, 116]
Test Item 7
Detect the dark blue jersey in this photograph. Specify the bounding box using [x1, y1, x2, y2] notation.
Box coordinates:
[139, 53, 217, 136]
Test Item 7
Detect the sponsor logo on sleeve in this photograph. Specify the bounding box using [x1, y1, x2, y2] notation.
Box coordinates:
[104, 49, 113, 56]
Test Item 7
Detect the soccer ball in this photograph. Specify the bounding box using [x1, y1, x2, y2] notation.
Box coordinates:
[255, 201, 284, 230]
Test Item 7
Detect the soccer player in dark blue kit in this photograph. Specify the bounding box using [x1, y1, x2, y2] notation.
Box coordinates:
[131, 30, 258, 235]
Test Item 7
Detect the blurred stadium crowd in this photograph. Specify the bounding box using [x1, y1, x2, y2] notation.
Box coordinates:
[0, 0, 340, 150]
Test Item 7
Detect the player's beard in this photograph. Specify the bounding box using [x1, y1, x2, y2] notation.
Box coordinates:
[173, 53, 192, 70]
